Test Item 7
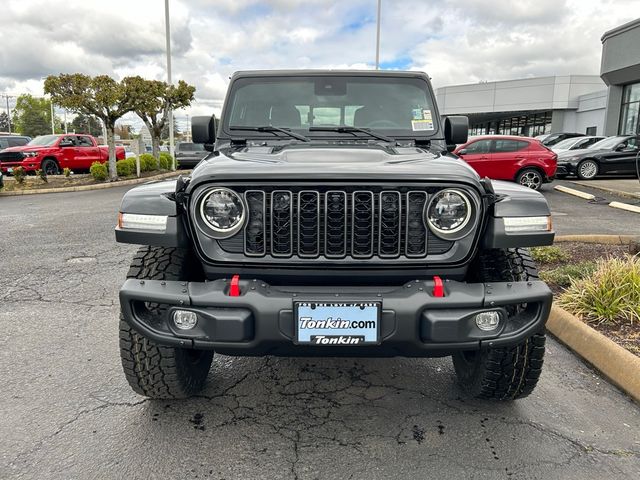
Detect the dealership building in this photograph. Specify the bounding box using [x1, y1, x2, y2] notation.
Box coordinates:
[436, 17, 640, 138]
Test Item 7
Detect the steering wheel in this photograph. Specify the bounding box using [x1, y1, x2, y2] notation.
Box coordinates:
[365, 120, 400, 129]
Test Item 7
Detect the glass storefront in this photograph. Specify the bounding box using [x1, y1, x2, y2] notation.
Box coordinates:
[619, 83, 640, 135]
[470, 111, 552, 136]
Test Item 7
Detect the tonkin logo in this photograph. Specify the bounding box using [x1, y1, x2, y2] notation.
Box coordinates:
[310, 335, 365, 345]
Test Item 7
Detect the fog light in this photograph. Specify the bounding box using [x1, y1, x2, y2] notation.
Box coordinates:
[475, 311, 501, 331]
[173, 310, 198, 330]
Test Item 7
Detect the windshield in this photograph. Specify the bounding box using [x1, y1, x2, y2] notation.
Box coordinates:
[224, 75, 437, 139]
[589, 136, 628, 150]
[178, 143, 205, 151]
[27, 135, 60, 146]
[553, 138, 580, 149]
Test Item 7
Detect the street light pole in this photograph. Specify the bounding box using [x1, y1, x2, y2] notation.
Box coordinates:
[165, 0, 175, 170]
[375, 0, 381, 69]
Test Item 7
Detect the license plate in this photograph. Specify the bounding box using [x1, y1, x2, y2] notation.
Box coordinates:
[295, 302, 381, 346]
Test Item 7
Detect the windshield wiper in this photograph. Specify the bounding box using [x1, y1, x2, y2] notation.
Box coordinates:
[308, 126, 394, 143]
[230, 125, 310, 142]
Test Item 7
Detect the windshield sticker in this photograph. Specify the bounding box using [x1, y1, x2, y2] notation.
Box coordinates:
[411, 108, 434, 131]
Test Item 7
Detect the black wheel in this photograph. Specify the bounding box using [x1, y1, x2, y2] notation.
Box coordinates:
[119, 246, 213, 399]
[576, 159, 598, 180]
[41, 158, 60, 175]
[452, 248, 546, 400]
[516, 168, 543, 190]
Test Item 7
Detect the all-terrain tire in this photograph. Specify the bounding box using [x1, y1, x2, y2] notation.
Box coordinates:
[119, 246, 213, 399]
[452, 248, 546, 400]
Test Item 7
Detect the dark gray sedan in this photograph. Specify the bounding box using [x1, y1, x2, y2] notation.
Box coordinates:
[176, 142, 207, 168]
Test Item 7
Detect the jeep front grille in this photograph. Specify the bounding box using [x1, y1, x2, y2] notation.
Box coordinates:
[236, 188, 442, 260]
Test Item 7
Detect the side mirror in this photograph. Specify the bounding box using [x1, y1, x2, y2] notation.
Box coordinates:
[59, 140, 73, 147]
[192, 115, 217, 150]
[457, 148, 468, 156]
[444, 116, 469, 146]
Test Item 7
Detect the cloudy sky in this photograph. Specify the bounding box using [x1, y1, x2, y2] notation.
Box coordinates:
[1, 0, 638, 129]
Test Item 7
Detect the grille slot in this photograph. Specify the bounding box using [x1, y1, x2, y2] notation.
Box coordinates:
[378, 191, 402, 257]
[406, 191, 428, 257]
[352, 191, 375, 258]
[298, 191, 320, 257]
[244, 190, 266, 256]
[325, 191, 348, 258]
[270, 190, 293, 257]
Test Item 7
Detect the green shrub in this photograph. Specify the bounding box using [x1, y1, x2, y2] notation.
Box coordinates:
[90, 162, 108, 181]
[531, 246, 569, 264]
[63, 167, 71, 178]
[13, 166, 26, 184]
[116, 159, 133, 177]
[558, 256, 640, 325]
[36, 169, 48, 183]
[158, 152, 173, 170]
[139, 153, 157, 172]
[540, 261, 597, 289]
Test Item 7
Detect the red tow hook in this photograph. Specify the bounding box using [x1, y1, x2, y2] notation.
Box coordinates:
[229, 274, 241, 297]
[432, 276, 445, 297]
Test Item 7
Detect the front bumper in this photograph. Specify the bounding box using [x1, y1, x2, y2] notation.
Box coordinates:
[0, 160, 38, 173]
[556, 163, 576, 176]
[120, 277, 552, 357]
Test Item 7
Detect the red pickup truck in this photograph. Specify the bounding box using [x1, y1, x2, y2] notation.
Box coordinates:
[0, 134, 125, 175]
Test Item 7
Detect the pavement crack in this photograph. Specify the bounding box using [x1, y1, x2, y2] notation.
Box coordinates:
[8, 398, 148, 469]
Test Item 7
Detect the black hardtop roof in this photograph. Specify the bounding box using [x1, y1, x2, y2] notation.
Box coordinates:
[230, 69, 429, 79]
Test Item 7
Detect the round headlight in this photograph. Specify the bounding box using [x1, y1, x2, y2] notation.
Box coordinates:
[199, 187, 245, 237]
[426, 189, 472, 236]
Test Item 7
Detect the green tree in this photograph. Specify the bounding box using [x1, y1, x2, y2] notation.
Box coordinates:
[124, 76, 195, 161]
[11, 94, 57, 137]
[0, 112, 11, 132]
[161, 116, 180, 141]
[44, 74, 135, 180]
[71, 113, 102, 135]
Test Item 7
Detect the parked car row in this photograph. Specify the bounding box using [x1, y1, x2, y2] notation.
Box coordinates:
[0, 134, 126, 174]
[0, 134, 209, 175]
[454, 133, 640, 189]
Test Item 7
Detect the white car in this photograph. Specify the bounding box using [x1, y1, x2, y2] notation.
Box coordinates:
[551, 135, 606, 153]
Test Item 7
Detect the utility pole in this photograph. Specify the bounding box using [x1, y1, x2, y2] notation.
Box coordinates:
[375, 0, 381, 69]
[50, 101, 55, 134]
[165, 0, 175, 170]
[2, 94, 13, 133]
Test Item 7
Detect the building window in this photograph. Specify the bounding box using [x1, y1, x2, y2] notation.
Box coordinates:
[586, 126, 597, 136]
[619, 83, 640, 135]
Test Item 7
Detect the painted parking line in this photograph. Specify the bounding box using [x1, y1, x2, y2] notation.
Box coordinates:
[609, 201, 640, 214]
[553, 185, 596, 200]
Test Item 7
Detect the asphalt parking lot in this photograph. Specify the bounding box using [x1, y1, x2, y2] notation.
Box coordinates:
[544, 180, 640, 236]
[1, 183, 639, 479]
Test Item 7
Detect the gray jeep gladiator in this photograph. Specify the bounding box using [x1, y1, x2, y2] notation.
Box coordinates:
[116, 70, 554, 400]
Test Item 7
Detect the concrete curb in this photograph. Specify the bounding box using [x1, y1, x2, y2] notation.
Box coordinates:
[554, 234, 639, 244]
[547, 306, 640, 403]
[0, 170, 190, 196]
[609, 201, 640, 214]
[569, 180, 640, 200]
[554, 184, 595, 200]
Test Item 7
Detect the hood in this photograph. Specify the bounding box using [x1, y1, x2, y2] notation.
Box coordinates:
[190, 143, 481, 186]
[557, 148, 608, 160]
[1, 145, 52, 153]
